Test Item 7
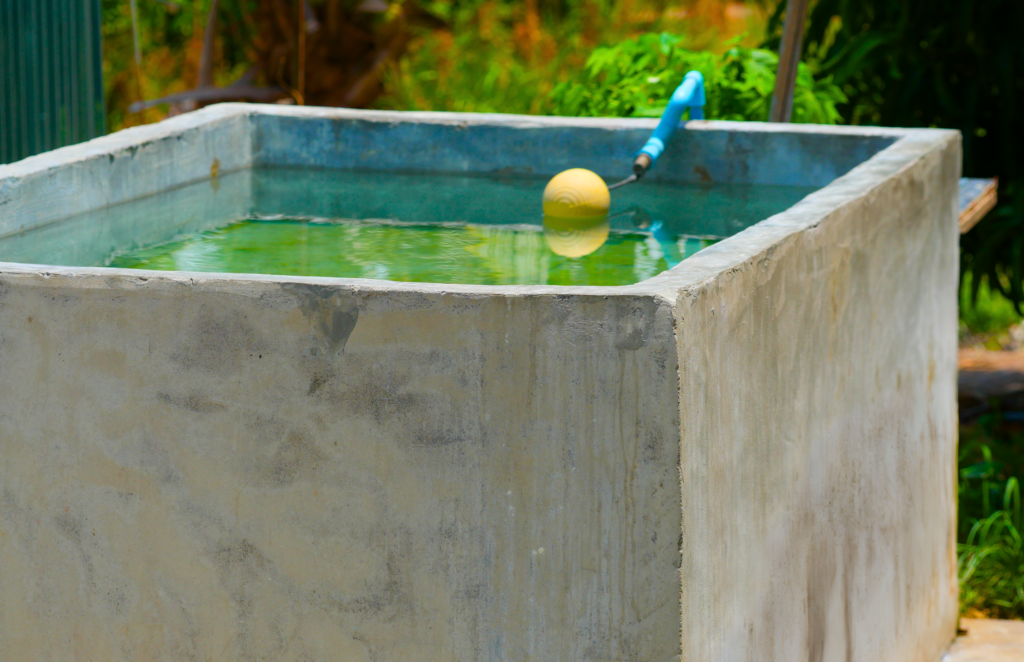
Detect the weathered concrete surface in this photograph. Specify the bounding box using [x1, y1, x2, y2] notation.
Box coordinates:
[944, 619, 1024, 662]
[0, 105, 960, 661]
[0, 273, 681, 661]
[659, 130, 962, 661]
[0, 107, 251, 236]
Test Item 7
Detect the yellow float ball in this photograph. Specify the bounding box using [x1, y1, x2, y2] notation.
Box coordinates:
[542, 168, 611, 218]
[543, 214, 610, 258]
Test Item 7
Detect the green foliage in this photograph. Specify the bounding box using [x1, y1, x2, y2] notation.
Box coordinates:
[959, 419, 1024, 618]
[377, 0, 771, 114]
[380, 27, 574, 115]
[769, 0, 1024, 309]
[378, 0, 613, 114]
[959, 509, 1024, 618]
[960, 271, 1023, 340]
[962, 196, 1024, 315]
[546, 33, 845, 123]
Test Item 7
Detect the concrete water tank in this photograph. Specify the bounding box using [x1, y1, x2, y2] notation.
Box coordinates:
[0, 105, 960, 662]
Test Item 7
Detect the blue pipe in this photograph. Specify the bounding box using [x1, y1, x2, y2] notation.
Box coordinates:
[634, 71, 705, 176]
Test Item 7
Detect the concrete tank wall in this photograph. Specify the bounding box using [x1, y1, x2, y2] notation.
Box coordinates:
[0, 106, 959, 662]
[0, 273, 682, 662]
[662, 131, 961, 662]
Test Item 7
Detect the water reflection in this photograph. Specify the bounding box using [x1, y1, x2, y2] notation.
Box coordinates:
[620, 206, 684, 268]
[541, 206, 694, 269]
[542, 214, 610, 258]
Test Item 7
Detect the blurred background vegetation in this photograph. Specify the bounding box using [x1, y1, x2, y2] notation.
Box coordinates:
[102, 0, 1024, 617]
[101, 0, 1023, 318]
[101, 0, 775, 128]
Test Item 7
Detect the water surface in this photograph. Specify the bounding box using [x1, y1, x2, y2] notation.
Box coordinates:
[0, 167, 818, 287]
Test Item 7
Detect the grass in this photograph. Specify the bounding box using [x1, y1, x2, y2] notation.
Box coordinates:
[958, 416, 1024, 618]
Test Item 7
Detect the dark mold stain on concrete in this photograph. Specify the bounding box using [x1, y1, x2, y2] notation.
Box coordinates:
[53, 511, 135, 617]
[298, 346, 481, 452]
[282, 284, 359, 355]
[172, 306, 267, 374]
[307, 369, 331, 396]
[415, 428, 463, 447]
[242, 415, 329, 488]
[613, 298, 660, 351]
[157, 390, 227, 414]
[615, 325, 646, 351]
[331, 380, 424, 427]
[54, 512, 84, 544]
[263, 431, 327, 487]
[208, 536, 274, 656]
[138, 435, 184, 487]
[213, 538, 271, 583]
[639, 427, 663, 464]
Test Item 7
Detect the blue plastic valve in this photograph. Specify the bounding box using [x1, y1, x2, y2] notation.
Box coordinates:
[635, 71, 705, 174]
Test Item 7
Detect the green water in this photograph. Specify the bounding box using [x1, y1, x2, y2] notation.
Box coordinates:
[108, 219, 720, 287]
[2, 167, 818, 287]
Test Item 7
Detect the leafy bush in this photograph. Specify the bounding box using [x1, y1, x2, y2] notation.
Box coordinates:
[547, 32, 845, 123]
[375, 1, 771, 115]
[769, 0, 1024, 310]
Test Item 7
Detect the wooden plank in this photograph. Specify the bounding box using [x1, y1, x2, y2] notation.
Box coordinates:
[959, 177, 998, 233]
[768, 0, 810, 123]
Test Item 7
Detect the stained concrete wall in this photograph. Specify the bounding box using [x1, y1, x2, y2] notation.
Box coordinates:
[657, 130, 962, 661]
[0, 108, 251, 236]
[0, 106, 959, 661]
[0, 273, 682, 662]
